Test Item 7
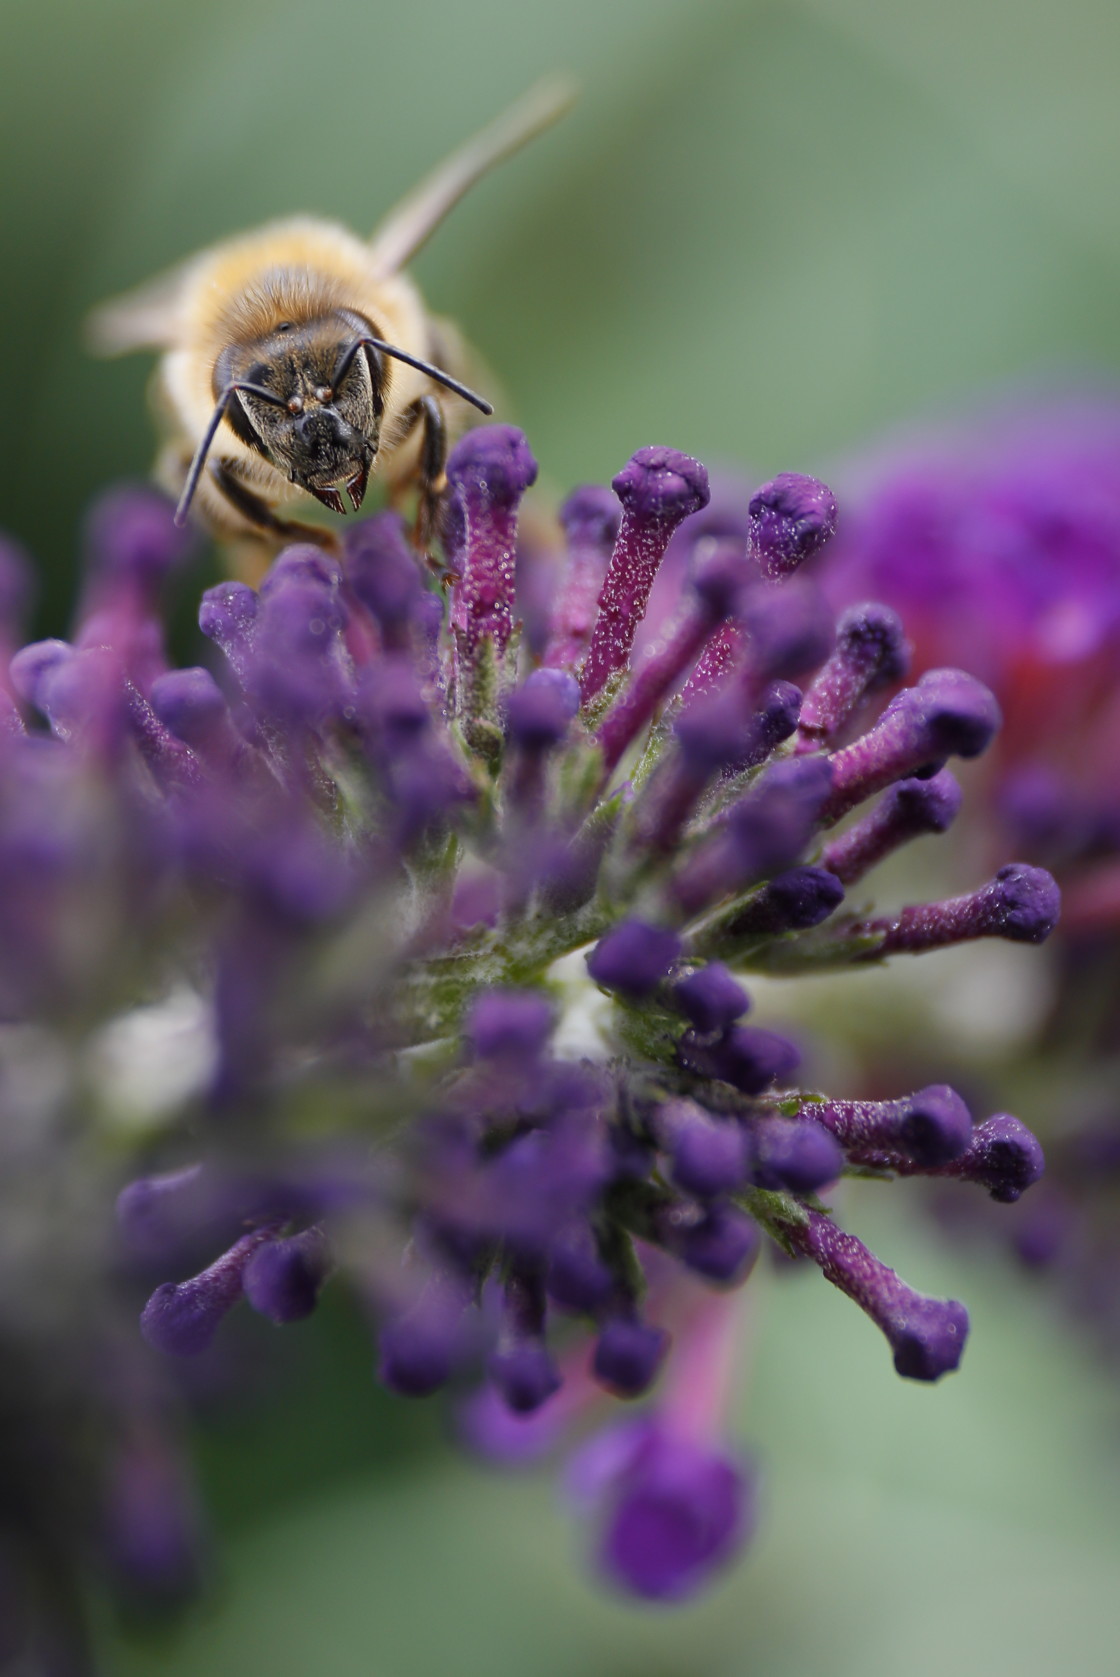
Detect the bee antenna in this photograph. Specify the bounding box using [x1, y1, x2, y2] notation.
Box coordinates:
[174, 382, 290, 527]
[333, 336, 493, 416]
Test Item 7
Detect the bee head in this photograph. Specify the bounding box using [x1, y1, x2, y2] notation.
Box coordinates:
[216, 309, 382, 514]
[174, 313, 491, 529]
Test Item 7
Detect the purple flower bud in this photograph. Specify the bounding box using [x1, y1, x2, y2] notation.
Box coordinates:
[466, 989, 554, 1062]
[243, 1228, 331, 1323]
[489, 1344, 562, 1415]
[9, 639, 73, 711]
[739, 577, 835, 684]
[506, 668, 580, 751]
[344, 511, 426, 645]
[716, 866, 845, 940]
[149, 668, 228, 746]
[673, 757, 833, 915]
[748, 473, 838, 579]
[613, 447, 711, 525]
[824, 668, 1001, 822]
[587, 920, 681, 1000]
[546, 1226, 614, 1315]
[641, 680, 803, 858]
[543, 486, 621, 671]
[448, 426, 537, 656]
[752, 1117, 844, 1193]
[673, 963, 751, 1034]
[821, 769, 963, 886]
[680, 1024, 800, 1095]
[731, 758, 834, 870]
[140, 1228, 276, 1356]
[378, 1282, 471, 1398]
[797, 602, 911, 749]
[674, 1203, 761, 1284]
[576, 1419, 753, 1601]
[560, 484, 623, 548]
[808, 1084, 973, 1168]
[593, 1317, 670, 1398]
[36, 646, 129, 749]
[935, 1113, 1045, 1202]
[868, 863, 1061, 955]
[198, 581, 259, 685]
[244, 560, 351, 730]
[786, 1208, 969, 1381]
[653, 1099, 750, 1197]
[580, 448, 710, 702]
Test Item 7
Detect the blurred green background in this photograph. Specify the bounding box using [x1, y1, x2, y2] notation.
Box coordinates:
[4, 0, 1120, 1671]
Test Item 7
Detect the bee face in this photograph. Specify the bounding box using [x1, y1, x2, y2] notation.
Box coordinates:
[216, 309, 384, 511]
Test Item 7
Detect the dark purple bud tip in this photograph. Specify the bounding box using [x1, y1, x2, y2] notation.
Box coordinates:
[673, 963, 751, 1035]
[898, 1085, 973, 1167]
[676, 1204, 761, 1284]
[9, 639, 72, 709]
[507, 669, 580, 750]
[261, 545, 343, 596]
[559, 484, 622, 547]
[612, 447, 710, 524]
[740, 578, 835, 681]
[681, 1024, 801, 1096]
[489, 1344, 563, 1414]
[984, 863, 1061, 943]
[888, 1296, 970, 1382]
[834, 602, 911, 686]
[690, 540, 751, 618]
[547, 1233, 614, 1315]
[593, 1318, 670, 1399]
[887, 769, 963, 833]
[149, 668, 228, 744]
[139, 1230, 272, 1356]
[669, 1113, 751, 1198]
[954, 1114, 1046, 1203]
[753, 1118, 844, 1194]
[345, 512, 424, 632]
[140, 1282, 224, 1358]
[747, 872, 845, 939]
[897, 668, 1003, 761]
[466, 989, 554, 1063]
[243, 1229, 331, 1324]
[599, 1431, 752, 1601]
[587, 921, 682, 1001]
[447, 425, 538, 507]
[198, 580, 258, 649]
[748, 473, 838, 579]
[378, 1312, 457, 1398]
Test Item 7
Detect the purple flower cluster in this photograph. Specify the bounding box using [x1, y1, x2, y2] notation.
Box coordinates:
[816, 398, 1120, 1366]
[0, 429, 1054, 1635]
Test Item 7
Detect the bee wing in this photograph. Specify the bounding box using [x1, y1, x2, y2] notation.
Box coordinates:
[85, 258, 197, 356]
[368, 75, 575, 278]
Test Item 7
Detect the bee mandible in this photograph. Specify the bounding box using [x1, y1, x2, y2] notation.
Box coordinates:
[88, 79, 573, 556]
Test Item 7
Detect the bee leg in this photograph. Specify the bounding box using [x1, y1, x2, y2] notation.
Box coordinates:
[400, 394, 448, 560]
[211, 461, 342, 555]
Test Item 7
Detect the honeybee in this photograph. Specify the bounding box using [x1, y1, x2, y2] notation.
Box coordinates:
[88, 79, 573, 555]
